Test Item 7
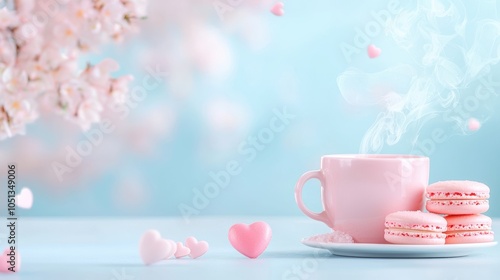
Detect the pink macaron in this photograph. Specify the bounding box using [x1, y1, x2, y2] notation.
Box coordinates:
[384, 211, 447, 245]
[445, 214, 495, 244]
[426, 181, 490, 215]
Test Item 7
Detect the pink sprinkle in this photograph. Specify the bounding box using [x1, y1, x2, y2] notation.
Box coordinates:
[367, 44, 381, 58]
[307, 231, 354, 243]
[467, 118, 481, 131]
[271, 2, 285, 16]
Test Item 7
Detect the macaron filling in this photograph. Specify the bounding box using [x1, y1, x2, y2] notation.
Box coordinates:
[427, 200, 489, 206]
[385, 229, 446, 239]
[427, 191, 490, 200]
[384, 221, 446, 232]
[446, 231, 494, 238]
[447, 223, 492, 231]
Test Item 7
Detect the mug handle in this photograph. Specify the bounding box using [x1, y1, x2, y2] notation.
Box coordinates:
[294, 170, 333, 228]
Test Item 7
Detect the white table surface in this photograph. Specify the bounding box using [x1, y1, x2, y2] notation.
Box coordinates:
[3, 217, 499, 280]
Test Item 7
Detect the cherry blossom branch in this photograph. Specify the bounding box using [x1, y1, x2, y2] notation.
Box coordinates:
[0, 0, 146, 139]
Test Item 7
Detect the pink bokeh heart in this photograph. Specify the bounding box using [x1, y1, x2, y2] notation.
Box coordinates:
[271, 2, 285, 16]
[185, 237, 209, 259]
[367, 44, 381, 58]
[228, 221, 272, 258]
[468, 118, 481, 131]
[163, 239, 176, 259]
[174, 242, 191, 258]
[0, 248, 21, 273]
[139, 230, 175, 265]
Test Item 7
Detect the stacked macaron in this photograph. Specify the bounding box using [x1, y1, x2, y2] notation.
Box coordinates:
[444, 214, 493, 244]
[426, 180, 494, 244]
[426, 181, 490, 215]
[384, 211, 447, 245]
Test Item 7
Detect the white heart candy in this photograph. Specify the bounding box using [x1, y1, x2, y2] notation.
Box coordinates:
[139, 230, 174, 265]
[16, 187, 33, 209]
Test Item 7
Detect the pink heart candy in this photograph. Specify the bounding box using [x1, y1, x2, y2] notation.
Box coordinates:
[271, 2, 285, 16]
[367, 44, 381, 58]
[185, 237, 209, 259]
[174, 242, 191, 258]
[163, 239, 177, 259]
[0, 248, 21, 273]
[16, 187, 33, 209]
[228, 221, 272, 259]
[139, 230, 175, 265]
[467, 118, 481, 131]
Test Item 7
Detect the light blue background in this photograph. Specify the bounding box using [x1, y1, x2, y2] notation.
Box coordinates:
[9, 0, 500, 217]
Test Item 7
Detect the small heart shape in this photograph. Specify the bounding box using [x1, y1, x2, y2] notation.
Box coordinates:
[139, 230, 174, 265]
[174, 242, 191, 258]
[16, 187, 33, 209]
[467, 118, 481, 131]
[163, 239, 177, 259]
[185, 237, 209, 259]
[367, 44, 381, 58]
[271, 2, 285, 16]
[228, 221, 272, 259]
[0, 248, 21, 273]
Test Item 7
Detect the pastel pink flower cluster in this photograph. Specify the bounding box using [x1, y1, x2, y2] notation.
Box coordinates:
[0, 0, 146, 139]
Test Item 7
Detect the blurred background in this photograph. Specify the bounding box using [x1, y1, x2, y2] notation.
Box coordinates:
[2, 0, 499, 217]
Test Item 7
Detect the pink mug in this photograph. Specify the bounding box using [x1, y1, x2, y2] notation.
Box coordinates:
[295, 154, 429, 243]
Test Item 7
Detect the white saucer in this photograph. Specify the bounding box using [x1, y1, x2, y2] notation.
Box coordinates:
[301, 239, 497, 258]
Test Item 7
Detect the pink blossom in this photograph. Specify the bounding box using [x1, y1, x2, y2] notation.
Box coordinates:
[14, 0, 36, 17]
[76, 97, 104, 130]
[0, 8, 17, 29]
[0, 97, 37, 139]
[0, 34, 17, 66]
[4, 98, 34, 120]
[85, 58, 120, 88]
[2, 67, 28, 92]
[110, 75, 134, 103]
